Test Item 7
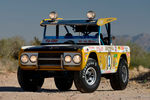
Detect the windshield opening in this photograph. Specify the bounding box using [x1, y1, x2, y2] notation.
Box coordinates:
[42, 25, 99, 45]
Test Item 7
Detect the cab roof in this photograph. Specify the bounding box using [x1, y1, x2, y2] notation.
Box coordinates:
[40, 17, 117, 26]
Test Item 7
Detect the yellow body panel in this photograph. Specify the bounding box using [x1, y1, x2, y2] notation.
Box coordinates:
[97, 18, 117, 26]
[19, 45, 130, 74]
[81, 45, 130, 74]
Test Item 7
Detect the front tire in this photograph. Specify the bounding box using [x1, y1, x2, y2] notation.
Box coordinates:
[54, 72, 73, 91]
[74, 58, 101, 93]
[110, 58, 129, 90]
[17, 67, 44, 92]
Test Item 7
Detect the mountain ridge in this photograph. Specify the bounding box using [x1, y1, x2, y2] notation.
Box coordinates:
[113, 33, 150, 52]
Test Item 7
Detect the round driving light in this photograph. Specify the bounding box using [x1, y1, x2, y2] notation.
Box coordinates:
[65, 55, 72, 63]
[49, 11, 58, 20]
[30, 55, 37, 63]
[21, 54, 29, 63]
[73, 55, 81, 64]
[87, 11, 96, 20]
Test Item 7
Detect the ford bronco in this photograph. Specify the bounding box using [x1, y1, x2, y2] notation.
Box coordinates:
[17, 11, 130, 93]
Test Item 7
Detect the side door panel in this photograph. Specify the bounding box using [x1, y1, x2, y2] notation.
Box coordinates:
[99, 46, 116, 74]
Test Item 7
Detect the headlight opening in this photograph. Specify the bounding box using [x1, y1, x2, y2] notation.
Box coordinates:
[73, 54, 81, 64]
[21, 54, 29, 63]
[64, 55, 72, 63]
[30, 55, 38, 63]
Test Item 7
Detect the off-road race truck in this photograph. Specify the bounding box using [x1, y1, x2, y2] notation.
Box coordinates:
[17, 11, 130, 93]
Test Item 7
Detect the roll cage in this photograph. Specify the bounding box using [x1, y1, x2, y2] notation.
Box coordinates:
[40, 18, 117, 45]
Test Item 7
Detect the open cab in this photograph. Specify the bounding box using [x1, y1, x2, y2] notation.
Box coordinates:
[17, 11, 130, 93]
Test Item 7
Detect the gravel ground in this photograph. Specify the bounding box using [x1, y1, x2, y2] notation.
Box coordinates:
[0, 70, 150, 100]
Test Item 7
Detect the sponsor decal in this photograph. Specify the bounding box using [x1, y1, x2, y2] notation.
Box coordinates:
[101, 69, 116, 74]
[114, 54, 118, 58]
[113, 58, 118, 68]
[83, 40, 87, 43]
[126, 52, 130, 57]
[83, 46, 129, 53]
[100, 64, 103, 69]
[96, 47, 100, 52]
[89, 46, 95, 50]
[84, 48, 88, 52]
[115, 46, 117, 52]
[125, 47, 130, 52]
[105, 47, 108, 51]
[115, 62, 118, 66]
[105, 47, 111, 52]
[121, 46, 124, 50]
[118, 46, 121, 50]
[128, 60, 130, 65]
[84, 53, 88, 63]
[78, 40, 97, 43]
[46, 39, 58, 43]
[99, 55, 102, 64]
[100, 47, 104, 51]
[111, 47, 115, 51]
[79, 40, 82, 43]
[86, 48, 89, 52]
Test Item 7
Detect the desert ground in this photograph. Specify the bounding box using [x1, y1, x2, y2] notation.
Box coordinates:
[0, 67, 150, 100]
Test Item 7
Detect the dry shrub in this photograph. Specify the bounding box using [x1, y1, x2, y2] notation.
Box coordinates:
[0, 58, 18, 72]
[0, 36, 41, 72]
[30, 36, 41, 45]
[126, 42, 150, 68]
[0, 36, 25, 59]
[0, 36, 25, 72]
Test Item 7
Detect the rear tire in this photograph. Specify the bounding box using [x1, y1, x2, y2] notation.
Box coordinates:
[17, 67, 44, 92]
[54, 72, 73, 91]
[110, 58, 129, 90]
[74, 58, 101, 93]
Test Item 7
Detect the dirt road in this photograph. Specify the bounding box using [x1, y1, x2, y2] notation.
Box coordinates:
[0, 71, 150, 100]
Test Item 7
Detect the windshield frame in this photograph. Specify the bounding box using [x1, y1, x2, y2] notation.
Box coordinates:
[42, 24, 100, 45]
[41, 23, 111, 45]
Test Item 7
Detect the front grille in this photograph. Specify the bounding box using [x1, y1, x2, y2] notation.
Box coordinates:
[38, 53, 62, 66]
[38, 53, 61, 58]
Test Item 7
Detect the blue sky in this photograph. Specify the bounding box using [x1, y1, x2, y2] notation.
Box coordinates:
[0, 0, 150, 41]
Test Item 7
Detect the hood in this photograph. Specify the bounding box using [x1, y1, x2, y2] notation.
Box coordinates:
[22, 45, 84, 51]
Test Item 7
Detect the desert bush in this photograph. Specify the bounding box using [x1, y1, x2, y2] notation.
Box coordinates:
[0, 36, 42, 72]
[30, 36, 41, 45]
[0, 36, 25, 59]
[0, 58, 18, 72]
[0, 36, 25, 72]
[126, 42, 150, 68]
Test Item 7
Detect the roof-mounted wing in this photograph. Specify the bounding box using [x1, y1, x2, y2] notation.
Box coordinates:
[40, 17, 117, 26]
[97, 18, 117, 26]
[40, 19, 97, 26]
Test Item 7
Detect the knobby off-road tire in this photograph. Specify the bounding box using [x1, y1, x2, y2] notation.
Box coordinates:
[17, 67, 44, 92]
[74, 58, 101, 93]
[54, 72, 73, 91]
[110, 58, 129, 90]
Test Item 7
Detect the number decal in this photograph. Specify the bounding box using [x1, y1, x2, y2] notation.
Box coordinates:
[108, 55, 111, 70]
